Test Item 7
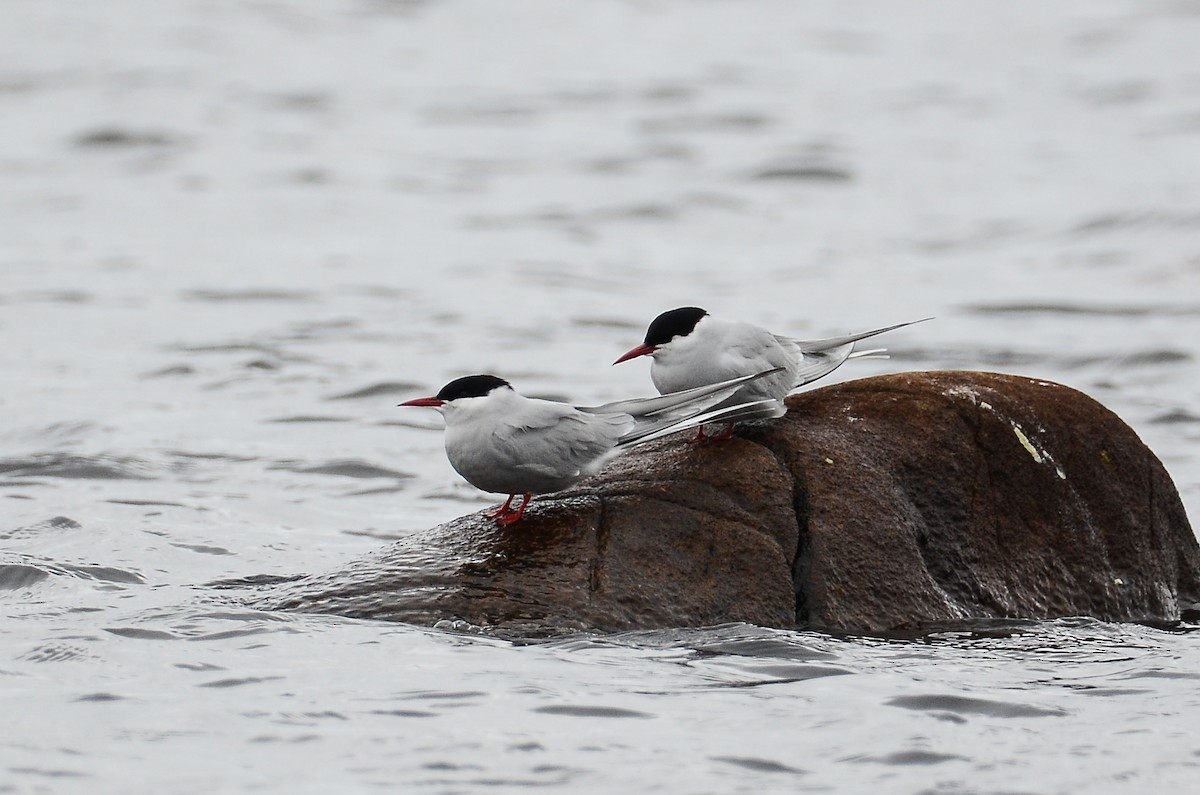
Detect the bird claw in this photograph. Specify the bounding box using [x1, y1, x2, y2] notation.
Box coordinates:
[687, 422, 736, 444]
[495, 510, 525, 527]
[483, 494, 515, 519]
[487, 493, 532, 525]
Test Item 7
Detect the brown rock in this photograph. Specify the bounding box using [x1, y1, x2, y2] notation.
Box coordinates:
[746, 370, 1200, 631]
[250, 371, 1200, 635]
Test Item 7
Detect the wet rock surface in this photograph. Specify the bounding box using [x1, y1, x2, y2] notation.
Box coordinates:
[251, 371, 1200, 635]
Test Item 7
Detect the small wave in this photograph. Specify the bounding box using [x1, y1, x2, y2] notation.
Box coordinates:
[0, 564, 51, 589]
[170, 341, 282, 355]
[1069, 209, 1200, 234]
[74, 127, 178, 149]
[369, 708, 437, 718]
[142, 364, 196, 378]
[887, 693, 1067, 718]
[0, 421, 97, 443]
[104, 627, 179, 640]
[855, 750, 968, 766]
[167, 450, 258, 463]
[0, 454, 154, 480]
[711, 756, 806, 774]
[181, 288, 317, 303]
[694, 636, 839, 662]
[8, 766, 87, 779]
[1119, 669, 1200, 681]
[341, 485, 410, 498]
[342, 528, 407, 540]
[1, 516, 83, 539]
[60, 564, 145, 584]
[703, 662, 850, 686]
[73, 692, 125, 702]
[569, 316, 642, 331]
[188, 626, 280, 642]
[20, 643, 93, 663]
[1, 559, 145, 587]
[1112, 349, 1193, 366]
[402, 690, 487, 702]
[901, 344, 1193, 373]
[751, 155, 854, 183]
[533, 705, 651, 719]
[170, 542, 233, 556]
[637, 112, 772, 134]
[327, 381, 424, 401]
[1149, 410, 1200, 425]
[197, 675, 285, 688]
[964, 301, 1200, 317]
[268, 459, 414, 480]
[204, 574, 307, 590]
[10, 289, 92, 304]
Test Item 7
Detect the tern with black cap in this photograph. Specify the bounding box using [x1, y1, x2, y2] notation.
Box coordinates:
[615, 307, 929, 440]
[400, 369, 781, 525]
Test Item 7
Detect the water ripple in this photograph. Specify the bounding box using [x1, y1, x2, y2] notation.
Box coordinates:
[965, 301, 1200, 317]
[327, 381, 425, 400]
[0, 454, 154, 480]
[533, 705, 652, 719]
[181, 289, 318, 303]
[0, 516, 82, 539]
[887, 694, 1068, 719]
[2, 559, 144, 587]
[267, 459, 414, 479]
[711, 756, 807, 774]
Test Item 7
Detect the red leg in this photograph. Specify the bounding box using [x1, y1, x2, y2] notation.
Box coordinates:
[687, 422, 736, 444]
[496, 493, 533, 526]
[484, 494, 515, 519]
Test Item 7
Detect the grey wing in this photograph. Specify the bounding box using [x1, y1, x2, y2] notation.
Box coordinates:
[583, 369, 781, 418]
[722, 323, 794, 377]
[491, 404, 631, 486]
[580, 368, 785, 444]
[780, 318, 932, 387]
[793, 318, 932, 354]
[619, 398, 782, 445]
[774, 335, 856, 387]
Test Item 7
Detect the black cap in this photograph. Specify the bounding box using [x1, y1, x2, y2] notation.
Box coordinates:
[435, 374, 512, 401]
[644, 306, 708, 346]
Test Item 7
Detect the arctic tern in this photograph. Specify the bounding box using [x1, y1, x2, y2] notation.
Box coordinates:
[614, 306, 929, 440]
[399, 369, 780, 525]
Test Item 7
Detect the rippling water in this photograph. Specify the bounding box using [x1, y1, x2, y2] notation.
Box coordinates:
[3, 1, 1200, 792]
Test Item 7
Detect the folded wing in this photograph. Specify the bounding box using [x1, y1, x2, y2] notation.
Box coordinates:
[780, 317, 932, 388]
[580, 368, 783, 446]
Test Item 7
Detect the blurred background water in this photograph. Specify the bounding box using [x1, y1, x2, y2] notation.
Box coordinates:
[2, 1, 1199, 792]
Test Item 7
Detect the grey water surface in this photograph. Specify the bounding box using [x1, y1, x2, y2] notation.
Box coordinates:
[3, 1, 1200, 793]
